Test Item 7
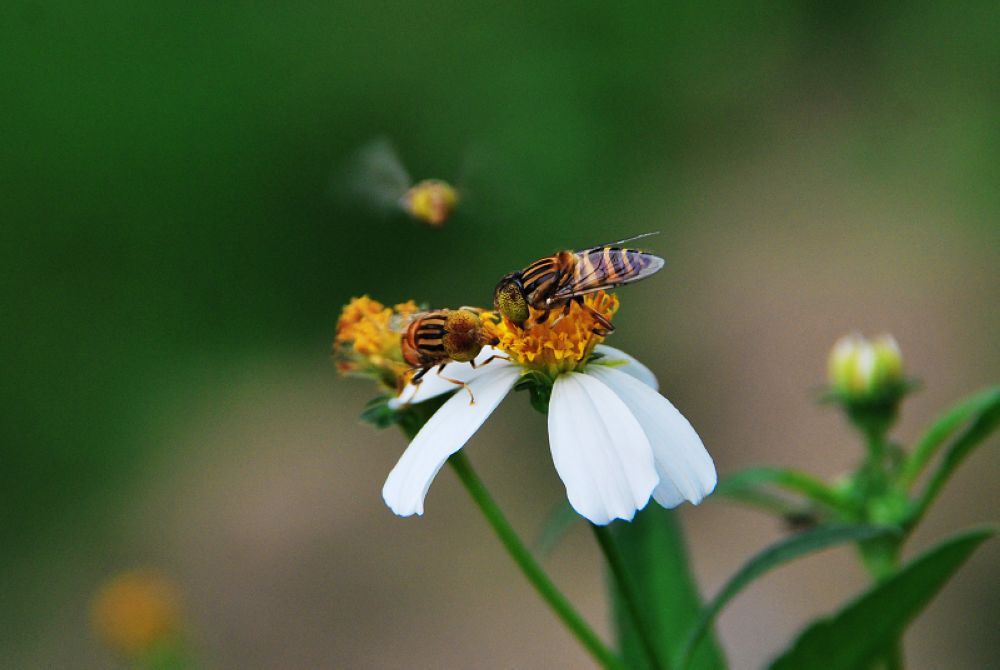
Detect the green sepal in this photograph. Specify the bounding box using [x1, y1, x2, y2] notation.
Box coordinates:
[514, 370, 554, 415]
[359, 393, 450, 437]
[359, 396, 400, 429]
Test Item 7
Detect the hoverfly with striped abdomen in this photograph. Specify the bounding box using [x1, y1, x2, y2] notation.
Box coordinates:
[493, 234, 664, 335]
[400, 308, 503, 404]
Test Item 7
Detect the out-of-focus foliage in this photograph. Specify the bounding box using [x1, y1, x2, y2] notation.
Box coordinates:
[770, 528, 994, 670]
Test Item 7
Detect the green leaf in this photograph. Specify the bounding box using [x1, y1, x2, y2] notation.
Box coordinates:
[769, 527, 995, 670]
[907, 400, 1000, 528]
[610, 506, 726, 670]
[677, 524, 895, 669]
[534, 500, 580, 556]
[898, 385, 1000, 490]
[716, 467, 844, 512]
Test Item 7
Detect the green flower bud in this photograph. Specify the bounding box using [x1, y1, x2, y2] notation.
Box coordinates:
[828, 333, 904, 400]
[827, 332, 910, 438]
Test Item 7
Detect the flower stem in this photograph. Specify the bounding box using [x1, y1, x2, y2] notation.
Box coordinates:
[591, 524, 666, 670]
[447, 451, 624, 670]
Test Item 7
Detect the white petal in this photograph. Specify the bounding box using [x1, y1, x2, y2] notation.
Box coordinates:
[382, 364, 520, 516]
[592, 344, 659, 391]
[587, 366, 716, 507]
[389, 346, 512, 408]
[547, 372, 658, 525]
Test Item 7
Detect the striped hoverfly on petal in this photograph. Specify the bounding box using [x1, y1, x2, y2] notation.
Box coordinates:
[493, 234, 665, 335]
[400, 308, 503, 404]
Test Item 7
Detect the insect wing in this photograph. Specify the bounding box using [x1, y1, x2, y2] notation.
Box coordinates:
[342, 137, 413, 214]
[549, 247, 664, 300]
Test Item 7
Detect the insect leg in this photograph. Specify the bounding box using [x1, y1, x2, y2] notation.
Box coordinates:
[530, 308, 551, 328]
[581, 301, 615, 336]
[411, 367, 430, 385]
[434, 364, 477, 405]
[469, 354, 510, 370]
[546, 299, 575, 328]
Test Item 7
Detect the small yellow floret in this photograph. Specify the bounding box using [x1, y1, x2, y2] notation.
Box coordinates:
[91, 570, 181, 657]
[484, 291, 619, 377]
[334, 296, 419, 391]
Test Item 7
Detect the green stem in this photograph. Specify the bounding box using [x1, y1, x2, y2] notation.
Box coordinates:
[857, 535, 900, 582]
[447, 451, 624, 670]
[591, 524, 666, 670]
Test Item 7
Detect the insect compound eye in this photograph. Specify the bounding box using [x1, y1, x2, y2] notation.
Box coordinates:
[493, 275, 530, 324]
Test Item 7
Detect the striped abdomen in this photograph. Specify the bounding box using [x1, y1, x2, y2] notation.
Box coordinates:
[401, 312, 449, 367]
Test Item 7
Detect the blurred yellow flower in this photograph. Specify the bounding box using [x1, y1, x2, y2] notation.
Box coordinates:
[91, 570, 181, 657]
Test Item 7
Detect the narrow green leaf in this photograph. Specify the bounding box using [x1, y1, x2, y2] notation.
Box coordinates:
[907, 402, 1000, 528]
[769, 527, 995, 670]
[677, 524, 895, 669]
[610, 506, 726, 670]
[712, 485, 801, 516]
[534, 500, 580, 556]
[898, 386, 1000, 490]
[716, 467, 844, 511]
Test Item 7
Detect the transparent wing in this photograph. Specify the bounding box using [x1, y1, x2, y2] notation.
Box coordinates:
[335, 137, 413, 215]
[549, 249, 664, 300]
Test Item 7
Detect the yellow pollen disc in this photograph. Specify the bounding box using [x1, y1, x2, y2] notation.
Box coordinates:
[483, 291, 619, 377]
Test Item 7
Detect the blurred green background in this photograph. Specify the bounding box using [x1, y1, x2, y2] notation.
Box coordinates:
[3, 2, 997, 667]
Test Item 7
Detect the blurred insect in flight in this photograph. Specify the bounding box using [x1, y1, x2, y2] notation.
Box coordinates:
[401, 308, 503, 404]
[493, 234, 665, 335]
[343, 138, 459, 227]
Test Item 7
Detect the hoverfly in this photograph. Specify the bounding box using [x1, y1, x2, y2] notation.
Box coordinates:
[341, 138, 459, 227]
[400, 308, 503, 403]
[493, 234, 664, 334]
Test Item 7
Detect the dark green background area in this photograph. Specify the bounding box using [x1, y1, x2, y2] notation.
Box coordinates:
[3, 2, 997, 666]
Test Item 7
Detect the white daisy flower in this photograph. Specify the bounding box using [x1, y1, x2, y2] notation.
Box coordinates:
[383, 292, 717, 525]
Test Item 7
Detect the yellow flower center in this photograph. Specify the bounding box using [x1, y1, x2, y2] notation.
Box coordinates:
[334, 296, 420, 391]
[483, 291, 619, 377]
